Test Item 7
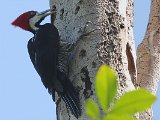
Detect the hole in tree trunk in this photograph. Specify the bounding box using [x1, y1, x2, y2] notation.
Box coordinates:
[126, 42, 136, 85]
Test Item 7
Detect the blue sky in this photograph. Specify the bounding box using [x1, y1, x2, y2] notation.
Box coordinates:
[0, 0, 159, 120]
[0, 1, 56, 120]
[134, 1, 160, 120]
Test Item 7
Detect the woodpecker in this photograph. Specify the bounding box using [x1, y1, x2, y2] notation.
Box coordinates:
[12, 9, 80, 118]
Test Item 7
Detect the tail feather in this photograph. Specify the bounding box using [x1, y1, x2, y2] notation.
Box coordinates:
[67, 93, 80, 113]
[62, 93, 81, 118]
[62, 77, 81, 118]
[56, 70, 81, 118]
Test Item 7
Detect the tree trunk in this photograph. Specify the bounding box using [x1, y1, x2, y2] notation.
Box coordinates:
[49, 0, 136, 119]
[136, 0, 160, 119]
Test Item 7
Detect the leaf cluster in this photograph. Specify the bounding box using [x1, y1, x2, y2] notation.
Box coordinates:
[86, 65, 156, 120]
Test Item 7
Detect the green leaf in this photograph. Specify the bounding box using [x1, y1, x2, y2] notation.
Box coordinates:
[95, 65, 117, 112]
[103, 114, 135, 120]
[86, 99, 100, 120]
[109, 89, 156, 115]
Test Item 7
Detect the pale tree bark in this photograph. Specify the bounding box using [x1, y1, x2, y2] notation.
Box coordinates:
[136, 0, 160, 119]
[49, 0, 138, 120]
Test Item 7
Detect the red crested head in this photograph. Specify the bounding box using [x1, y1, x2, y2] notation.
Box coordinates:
[12, 9, 55, 33]
[12, 11, 36, 31]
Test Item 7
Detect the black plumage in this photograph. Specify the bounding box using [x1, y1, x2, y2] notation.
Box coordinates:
[27, 23, 81, 118]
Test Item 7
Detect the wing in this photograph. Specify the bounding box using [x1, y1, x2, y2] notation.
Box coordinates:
[33, 23, 63, 92]
[27, 38, 37, 71]
[28, 37, 46, 79]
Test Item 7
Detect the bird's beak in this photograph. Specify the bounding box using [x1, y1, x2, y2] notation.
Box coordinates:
[38, 9, 55, 18]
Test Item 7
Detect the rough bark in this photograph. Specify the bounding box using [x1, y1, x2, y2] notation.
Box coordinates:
[49, 0, 136, 120]
[136, 0, 160, 119]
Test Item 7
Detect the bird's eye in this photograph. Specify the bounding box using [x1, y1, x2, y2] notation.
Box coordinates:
[30, 11, 36, 16]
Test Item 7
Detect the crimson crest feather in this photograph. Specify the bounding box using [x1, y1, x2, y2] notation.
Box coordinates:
[12, 11, 35, 31]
